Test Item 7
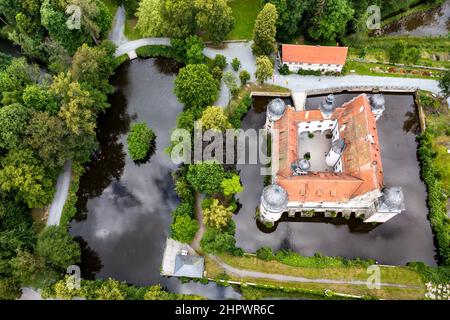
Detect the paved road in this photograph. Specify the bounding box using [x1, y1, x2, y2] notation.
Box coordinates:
[47, 160, 72, 226]
[210, 256, 420, 289]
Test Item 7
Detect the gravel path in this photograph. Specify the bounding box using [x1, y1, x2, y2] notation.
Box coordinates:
[210, 256, 420, 289]
[47, 160, 72, 226]
[191, 192, 205, 253]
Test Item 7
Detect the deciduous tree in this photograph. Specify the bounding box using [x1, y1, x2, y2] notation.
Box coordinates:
[255, 56, 273, 85]
[252, 3, 278, 56]
[201, 106, 232, 131]
[203, 199, 233, 229]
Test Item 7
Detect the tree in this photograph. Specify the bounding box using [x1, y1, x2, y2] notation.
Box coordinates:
[265, 0, 306, 41]
[252, 3, 278, 56]
[94, 278, 126, 300]
[0, 149, 55, 208]
[187, 162, 226, 195]
[0, 58, 39, 105]
[221, 174, 243, 196]
[308, 0, 355, 42]
[185, 36, 205, 64]
[239, 70, 250, 85]
[144, 285, 171, 300]
[231, 58, 241, 71]
[195, 0, 234, 44]
[22, 84, 59, 115]
[203, 199, 233, 229]
[388, 41, 407, 63]
[158, 0, 197, 38]
[174, 64, 218, 111]
[0, 277, 21, 300]
[222, 71, 239, 99]
[212, 54, 227, 70]
[201, 106, 232, 131]
[255, 56, 273, 84]
[25, 111, 71, 169]
[10, 249, 58, 288]
[171, 214, 199, 243]
[0, 103, 30, 150]
[127, 122, 156, 161]
[136, 0, 164, 37]
[200, 225, 236, 254]
[36, 226, 81, 270]
[439, 70, 450, 97]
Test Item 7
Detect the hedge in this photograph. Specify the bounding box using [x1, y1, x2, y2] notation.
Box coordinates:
[417, 130, 450, 266]
[59, 162, 84, 228]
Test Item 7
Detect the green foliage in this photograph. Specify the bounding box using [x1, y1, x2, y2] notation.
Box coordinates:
[231, 58, 241, 71]
[36, 226, 81, 270]
[264, 0, 306, 42]
[0, 103, 30, 150]
[172, 202, 195, 218]
[174, 64, 218, 112]
[201, 106, 232, 131]
[417, 130, 450, 265]
[22, 84, 59, 115]
[408, 262, 450, 284]
[256, 247, 275, 260]
[0, 277, 21, 300]
[212, 54, 227, 70]
[221, 174, 243, 196]
[252, 3, 278, 56]
[0, 148, 55, 208]
[127, 122, 156, 161]
[222, 71, 239, 99]
[187, 161, 226, 195]
[239, 70, 250, 86]
[273, 249, 375, 268]
[439, 70, 450, 97]
[298, 69, 322, 76]
[255, 55, 273, 84]
[171, 214, 199, 243]
[229, 93, 252, 128]
[93, 278, 126, 300]
[195, 0, 234, 43]
[278, 64, 290, 75]
[201, 220, 237, 254]
[0, 58, 39, 105]
[202, 198, 233, 229]
[308, 0, 355, 42]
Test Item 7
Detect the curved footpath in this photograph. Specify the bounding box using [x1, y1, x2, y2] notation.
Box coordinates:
[210, 256, 420, 289]
[46, 160, 72, 226]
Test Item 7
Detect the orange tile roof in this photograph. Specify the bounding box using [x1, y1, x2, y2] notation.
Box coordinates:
[282, 44, 348, 65]
[273, 94, 383, 203]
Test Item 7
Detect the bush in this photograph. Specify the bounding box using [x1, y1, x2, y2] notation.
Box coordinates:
[172, 201, 195, 218]
[256, 247, 274, 260]
[298, 69, 321, 76]
[417, 130, 450, 266]
[171, 214, 199, 243]
[231, 58, 241, 71]
[187, 161, 226, 195]
[229, 93, 252, 129]
[212, 54, 227, 70]
[127, 122, 156, 161]
[278, 64, 290, 75]
[239, 70, 250, 86]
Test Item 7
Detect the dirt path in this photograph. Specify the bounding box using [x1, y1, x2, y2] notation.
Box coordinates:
[191, 192, 206, 253]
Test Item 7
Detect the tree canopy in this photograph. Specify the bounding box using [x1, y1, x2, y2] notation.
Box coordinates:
[252, 3, 278, 56]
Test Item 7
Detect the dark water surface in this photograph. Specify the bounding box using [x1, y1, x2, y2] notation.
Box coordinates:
[235, 93, 437, 266]
[70, 58, 240, 299]
[382, 0, 450, 36]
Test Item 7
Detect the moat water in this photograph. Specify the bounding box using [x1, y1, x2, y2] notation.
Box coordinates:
[235, 94, 437, 266]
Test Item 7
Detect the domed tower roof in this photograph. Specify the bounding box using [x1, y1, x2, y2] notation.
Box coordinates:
[267, 98, 287, 120]
[319, 94, 336, 117]
[331, 139, 346, 154]
[261, 184, 288, 212]
[371, 94, 386, 112]
[378, 187, 406, 212]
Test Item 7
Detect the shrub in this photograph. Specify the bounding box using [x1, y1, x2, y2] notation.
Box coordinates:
[298, 69, 321, 76]
[171, 214, 199, 243]
[187, 161, 226, 195]
[231, 58, 241, 71]
[221, 174, 244, 196]
[127, 122, 156, 161]
[278, 64, 290, 75]
[229, 93, 252, 128]
[212, 54, 227, 70]
[256, 247, 274, 260]
[239, 70, 250, 86]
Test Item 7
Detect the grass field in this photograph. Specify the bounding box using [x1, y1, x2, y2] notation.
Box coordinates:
[227, 0, 263, 40]
[205, 256, 427, 300]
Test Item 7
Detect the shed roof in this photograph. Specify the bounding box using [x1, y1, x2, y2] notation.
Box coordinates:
[174, 255, 204, 278]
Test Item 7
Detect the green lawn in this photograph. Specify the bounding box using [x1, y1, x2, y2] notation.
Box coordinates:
[102, 0, 118, 16]
[227, 0, 263, 40]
